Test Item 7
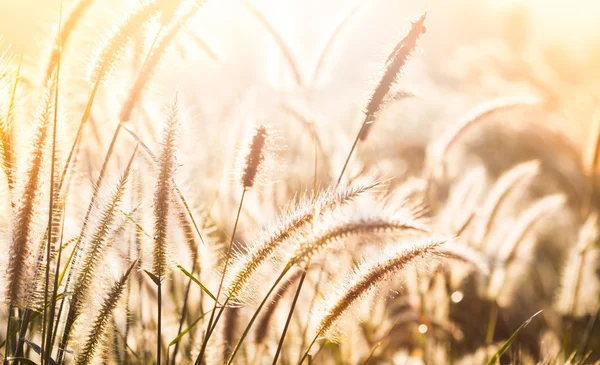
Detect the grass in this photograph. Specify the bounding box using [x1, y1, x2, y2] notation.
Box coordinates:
[0, 0, 599, 364]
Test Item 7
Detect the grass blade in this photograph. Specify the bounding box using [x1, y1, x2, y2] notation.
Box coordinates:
[175, 264, 217, 302]
[485, 310, 542, 365]
[168, 309, 213, 347]
[143, 270, 160, 286]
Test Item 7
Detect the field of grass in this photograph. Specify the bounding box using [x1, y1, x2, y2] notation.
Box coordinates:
[0, 0, 599, 364]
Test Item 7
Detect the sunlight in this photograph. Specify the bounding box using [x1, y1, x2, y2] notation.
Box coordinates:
[0, 0, 599, 364]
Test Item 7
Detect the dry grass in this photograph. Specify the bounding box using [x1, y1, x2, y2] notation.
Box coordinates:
[0, 1, 599, 364]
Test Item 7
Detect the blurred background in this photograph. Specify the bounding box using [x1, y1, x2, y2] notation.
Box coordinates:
[2, 0, 600, 190]
[1, 0, 599, 133]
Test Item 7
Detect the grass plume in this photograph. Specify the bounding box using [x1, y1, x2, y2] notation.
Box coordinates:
[152, 95, 180, 365]
[472, 160, 541, 245]
[44, 0, 95, 82]
[358, 12, 427, 141]
[5, 79, 54, 308]
[290, 214, 429, 266]
[225, 180, 382, 302]
[314, 238, 445, 340]
[57, 145, 138, 362]
[75, 260, 137, 365]
[119, 1, 202, 123]
[241, 125, 269, 190]
[1, 2, 599, 364]
[337, 12, 426, 183]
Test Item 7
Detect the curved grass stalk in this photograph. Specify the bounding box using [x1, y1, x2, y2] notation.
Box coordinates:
[310, 0, 367, 86]
[426, 96, 541, 180]
[472, 160, 540, 246]
[298, 239, 445, 363]
[43, 0, 96, 83]
[241, 0, 303, 86]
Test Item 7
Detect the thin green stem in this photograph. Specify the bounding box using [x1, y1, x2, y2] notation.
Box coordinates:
[41, 3, 62, 364]
[157, 280, 162, 364]
[45, 206, 67, 363]
[196, 189, 246, 364]
[272, 265, 307, 364]
[486, 299, 499, 347]
[47, 177, 71, 359]
[298, 334, 319, 365]
[336, 122, 367, 186]
[171, 260, 198, 365]
[273, 131, 317, 364]
[226, 264, 292, 365]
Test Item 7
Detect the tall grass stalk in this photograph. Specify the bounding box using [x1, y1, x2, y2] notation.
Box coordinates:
[226, 264, 293, 365]
[41, 3, 62, 363]
[196, 189, 247, 364]
[241, 0, 303, 86]
[272, 264, 308, 365]
[298, 238, 445, 363]
[50, 14, 168, 357]
[170, 204, 204, 365]
[153, 96, 180, 365]
[0, 49, 23, 193]
[337, 13, 426, 184]
[56, 145, 138, 364]
[43, 0, 95, 83]
[75, 260, 137, 365]
[121, 125, 207, 248]
[4, 74, 54, 364]
[197, 125, 269, 363]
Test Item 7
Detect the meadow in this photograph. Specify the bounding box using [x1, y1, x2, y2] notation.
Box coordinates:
[0, 0, 599, 364]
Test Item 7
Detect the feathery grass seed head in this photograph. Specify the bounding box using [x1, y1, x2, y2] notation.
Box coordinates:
[119, 1, 202, 122]
[359, 12, 427, 141]
[76, 261, 136, 365]
[315, 238, 446, 340]
[472, 160, 541, 245]
[152, 96, 180, 280]
[224, 180, 382, 302]
[426, 96, 542, 179]
[87, 0, 169, 85]
[290, 214, 429, 266]
[241, 125, 268, 190]
[5, 79, 54, 307]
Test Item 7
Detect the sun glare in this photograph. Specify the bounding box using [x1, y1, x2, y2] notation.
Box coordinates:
[0, 0, 599, 364]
